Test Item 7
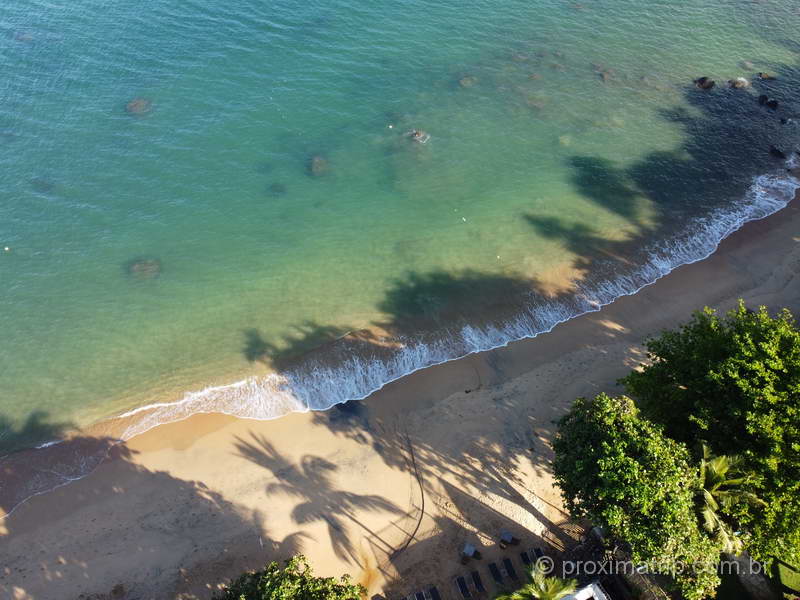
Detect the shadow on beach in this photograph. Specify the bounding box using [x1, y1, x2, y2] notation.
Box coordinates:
[0, 414, 309, 599]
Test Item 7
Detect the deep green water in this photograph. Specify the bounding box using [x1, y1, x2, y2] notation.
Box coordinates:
[1, 0, 800, 452]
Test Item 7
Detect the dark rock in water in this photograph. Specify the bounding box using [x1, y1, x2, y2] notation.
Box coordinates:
[126, 258, 162, 279]
[267, 182, 287, 197]
[758, 94, 769, 105]
[769, 145, 787, 160]
[694, 76, 715, 90]
[757, 72, 775, 80]
[458, 75, 478, 88]
[125, 98, 152, 115]
[766, 99, 779, 110]
[30, 177, 55, 194]
[599, 70, 615, 82]
[308, 155, 329, 177]
[728, 77, 749, 89]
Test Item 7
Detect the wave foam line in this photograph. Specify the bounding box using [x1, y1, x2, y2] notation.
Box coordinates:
[117, 170, 800, 441]
[3, 170, 797, 522]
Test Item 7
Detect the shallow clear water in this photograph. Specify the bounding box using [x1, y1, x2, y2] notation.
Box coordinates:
[1, 0, 800, 451]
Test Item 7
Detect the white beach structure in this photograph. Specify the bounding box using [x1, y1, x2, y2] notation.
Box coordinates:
[564, 581, 613, 600]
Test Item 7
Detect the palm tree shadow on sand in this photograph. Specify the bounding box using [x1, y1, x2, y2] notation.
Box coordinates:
[0, 411, 309, 599]
[233, 432, 403, 566]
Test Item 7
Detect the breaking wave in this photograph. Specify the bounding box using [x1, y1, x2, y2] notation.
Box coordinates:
[117, 169, 800, 439]
[2, 168, 798, 519]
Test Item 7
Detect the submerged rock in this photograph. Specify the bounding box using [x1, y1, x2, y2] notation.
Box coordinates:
[267, 182, 287, 197]
[126, 258, 162, 279]
[458, 75, 478, 88]
[741, 60, 755, 70]
[757, 72, 775, 80]
[769, 145, 787, 160]
[525, 94, 547, 110]
[308, 155, 329, 177]
[758, 94, 769, 105]
[125, 98, 152, 115]
[528, 73, 542, 80]
[30, 177, 55, 194]
[766, 99, 779, 110]
[694, 76, 715, 90]
[728, 77, 749, 89]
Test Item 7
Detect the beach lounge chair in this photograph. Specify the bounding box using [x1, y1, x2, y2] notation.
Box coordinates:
[520, 550, 532, 566]
[471, 570, 486, 594]
[533, 547, 545, 560]
[502, 558, 519, 581]
[415, 591, 426, 600]
[455, 576, 471, 599]
[429, 586, 442, 600]
[498, 531, 520, 549]
[488, 562, 503, 585]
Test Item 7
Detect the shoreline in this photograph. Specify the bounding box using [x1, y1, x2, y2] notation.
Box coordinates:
[114, 174, 799, 442]
[1, 170, 796, 521]
[1, 188, 799, 599]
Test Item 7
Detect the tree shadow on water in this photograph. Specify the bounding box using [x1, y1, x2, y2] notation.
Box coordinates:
[535, 56, 800, 279]
[0, 410, 72, 455]
[567, 156, 644, 222]
[376, 269, 539, 333]
[243, 321, 354, 369]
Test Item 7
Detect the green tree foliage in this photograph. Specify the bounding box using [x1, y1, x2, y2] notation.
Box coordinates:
[496, 563, 577, 600]
[696, 444, 765, 554]
[552, 393, 723, 600]
[621, 302, 800, 567]
[214, 555, 364, 600]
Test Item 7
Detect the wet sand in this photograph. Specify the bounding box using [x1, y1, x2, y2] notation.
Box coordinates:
[1, 192, 799, 600]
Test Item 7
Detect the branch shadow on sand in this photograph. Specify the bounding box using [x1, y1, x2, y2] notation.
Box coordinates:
[233, 433, 402, 566]
[0, 416, 309, 600]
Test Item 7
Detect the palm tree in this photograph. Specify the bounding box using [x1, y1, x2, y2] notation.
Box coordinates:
[496, 563, 577, 600]
[696, 444, 766, 554]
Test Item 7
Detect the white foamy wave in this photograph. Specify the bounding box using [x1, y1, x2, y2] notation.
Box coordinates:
[116, 170, 800, 441]
[2, 170, 797, 521]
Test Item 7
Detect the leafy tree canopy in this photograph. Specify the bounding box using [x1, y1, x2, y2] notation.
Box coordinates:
[496, 563, 577, 600]
[621, 302, 800, 566]
[552, 393, 723, 600]
[214, 555, 364, 600]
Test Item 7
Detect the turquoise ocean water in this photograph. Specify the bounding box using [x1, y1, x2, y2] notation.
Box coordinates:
[1, 0, 800, 478]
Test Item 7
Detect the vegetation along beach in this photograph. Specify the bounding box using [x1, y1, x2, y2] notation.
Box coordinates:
[1, 0, 800, 598]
